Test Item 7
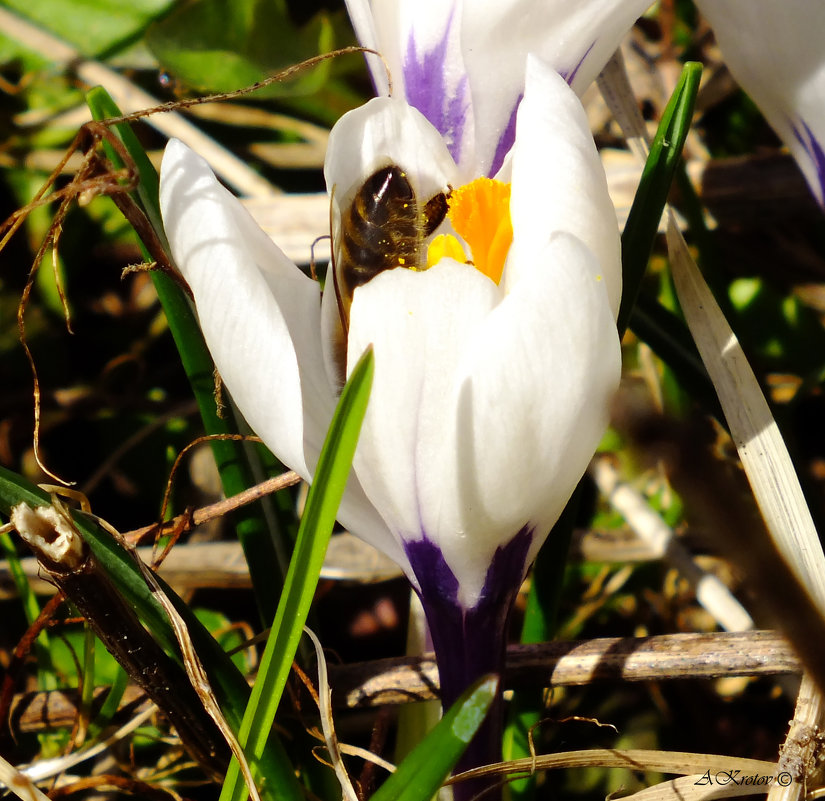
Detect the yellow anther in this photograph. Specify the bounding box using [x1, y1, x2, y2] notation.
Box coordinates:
[427, 233, 467, 268]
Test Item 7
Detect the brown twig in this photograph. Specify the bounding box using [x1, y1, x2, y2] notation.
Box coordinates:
[48, 773, 182, 801]
[11, 630, 799, 735]
[329, 630, 796, 709]
[124, 470, 301, 545]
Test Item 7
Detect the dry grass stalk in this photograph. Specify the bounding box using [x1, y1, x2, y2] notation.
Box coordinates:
[0, 753, 52, 801]
[304, 626, 360, 801]
[449, 748, 779, 789]
[591, 456, 753, 632]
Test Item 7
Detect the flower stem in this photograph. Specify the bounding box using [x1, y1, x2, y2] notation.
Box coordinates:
[406, 528, 533, 801]
[422, 590, 510, 801]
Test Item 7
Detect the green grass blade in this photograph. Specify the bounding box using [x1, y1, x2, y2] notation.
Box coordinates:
[618, 61, 702, 336]
[615, 61, 724, 419]
[92, 664, 130, 734]
[371, 676, 498, 801]
[219, 347, 375, 801]
[0, 525, 43, 627]
[85, 86, 285, 620]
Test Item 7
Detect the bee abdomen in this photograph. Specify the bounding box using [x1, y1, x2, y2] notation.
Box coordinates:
[339, 166, 426, 290]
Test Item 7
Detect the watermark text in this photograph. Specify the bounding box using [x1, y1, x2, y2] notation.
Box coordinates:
[694, 770, 792, 787]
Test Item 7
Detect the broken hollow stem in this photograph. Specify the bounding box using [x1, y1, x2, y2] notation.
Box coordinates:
[10, 502, 230, 779]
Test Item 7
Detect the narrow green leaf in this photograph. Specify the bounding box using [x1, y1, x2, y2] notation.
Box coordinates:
[371, 675, 498, 801]
[618, 61, 702, 336]
[80, 624, 97, 718]
[220, 347, 375, 801]
[615, 62, 724, 421]
[92, 665, 130, 734]
[86, 86, 286, 620]
[0, 525, 43, 627]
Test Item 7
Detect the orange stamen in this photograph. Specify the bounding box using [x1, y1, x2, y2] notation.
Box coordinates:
[447, 177, 513, 284]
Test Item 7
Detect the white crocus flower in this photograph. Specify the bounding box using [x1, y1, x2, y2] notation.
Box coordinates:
[694, 0, 825, 207]
[346, 0, 652, 179]
[161, 57, 620, 784]
[162, 56, 620, 610]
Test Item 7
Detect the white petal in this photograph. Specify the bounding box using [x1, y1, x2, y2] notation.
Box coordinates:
[344, 0, 390, 95]
[160, 139, 333, 478]
[345, 0, 474, 172]
[441, 232, 620, 605]
[461, 0, 652, 176]
[345, 260, 501, 559]
[697, 0, 825, 206]
[161, 140, 409, 575]
[507, 57, 621, 318]
[324, 96, 458, 204]
[337, 480, 412, 576]
[346, 238, 619, 608]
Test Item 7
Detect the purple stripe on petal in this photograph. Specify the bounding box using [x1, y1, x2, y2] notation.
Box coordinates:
[490, 95, 522, 177]
[403, 15, 469, 164]
[559, 40, 596, 87]
[404, 527, 534, 801]
[792, 119, 825, 207]
[488, 41, 595, 178]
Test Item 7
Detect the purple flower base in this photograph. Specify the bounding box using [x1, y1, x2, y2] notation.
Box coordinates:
[405, 527, 533, 801]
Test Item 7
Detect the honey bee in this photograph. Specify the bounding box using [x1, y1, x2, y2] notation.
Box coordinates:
[332, 165, 450, 333]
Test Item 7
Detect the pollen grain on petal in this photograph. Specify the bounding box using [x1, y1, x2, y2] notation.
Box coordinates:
[447, 177, 513, 284]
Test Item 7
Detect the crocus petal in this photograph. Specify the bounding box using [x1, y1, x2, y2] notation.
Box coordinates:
[344, 0, 398, 97]
[507, 56, 621, 318]
[346, 234, 619, 608]
[345, 260, 501, 592]
[696, 0, 825, 207]
[345, 0, 472, 169]
[160, 139, 333, 478]
[324, 96, 458, 206]
[436, 233, 620, 607]
[461, 0, 652, 176]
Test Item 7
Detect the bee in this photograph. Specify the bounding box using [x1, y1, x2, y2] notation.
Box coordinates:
[332, 165, 450, 334]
